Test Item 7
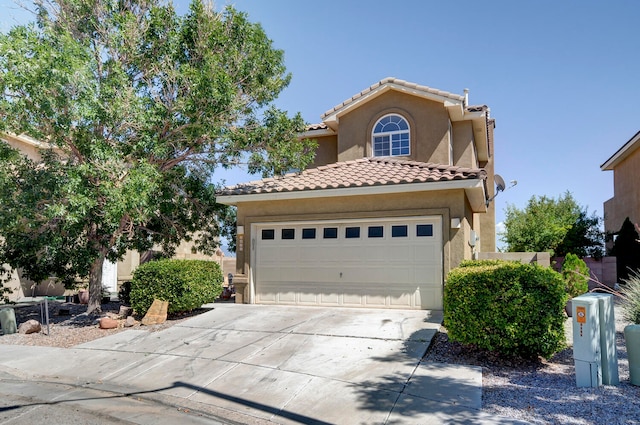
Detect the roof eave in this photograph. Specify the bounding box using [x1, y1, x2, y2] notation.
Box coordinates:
[447, 108, 489, 162]
[0, 132, 60, 151]
[218, 178, 487, 212]
[322, 81, 465, 131]
[299, 127, 336, 139]
[601, 130, 640, 170]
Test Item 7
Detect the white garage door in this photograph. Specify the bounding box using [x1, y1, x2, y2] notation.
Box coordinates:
[253, 217, 442, 309]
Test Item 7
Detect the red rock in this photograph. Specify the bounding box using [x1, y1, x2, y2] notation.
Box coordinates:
[99, 317, 118, 329]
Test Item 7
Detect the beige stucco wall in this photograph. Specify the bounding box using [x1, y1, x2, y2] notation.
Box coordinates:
[2, 267, 71, 302]
[335, 91, 452, 165]
[116, 251, 140, 285]
[451, 121, 476, 168]
[310, 135, 338, 168]
[478, 120, 496, 252]
[604, 147, 640, 236]
[234, 188, 478, 288]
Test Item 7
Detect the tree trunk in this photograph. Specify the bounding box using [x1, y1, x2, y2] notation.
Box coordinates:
[86, 254, 104, 314]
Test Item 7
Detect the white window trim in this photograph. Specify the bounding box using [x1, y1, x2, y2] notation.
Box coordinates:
[372, 114, 410, 157]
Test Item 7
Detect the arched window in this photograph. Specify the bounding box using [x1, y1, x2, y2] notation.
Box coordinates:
[372, 114, 410, 157]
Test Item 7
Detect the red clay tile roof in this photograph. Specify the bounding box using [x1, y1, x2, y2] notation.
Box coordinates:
[219, 158, 486, 196]
[305, 123, 328, 131]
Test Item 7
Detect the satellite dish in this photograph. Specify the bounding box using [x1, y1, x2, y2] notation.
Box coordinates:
[494, 174, 506, 193]
[486, 173, 516, 206]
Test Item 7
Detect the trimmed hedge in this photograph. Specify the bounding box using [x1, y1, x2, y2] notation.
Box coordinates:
[444, 260, 566, 359]
[130, 259, 223, 315]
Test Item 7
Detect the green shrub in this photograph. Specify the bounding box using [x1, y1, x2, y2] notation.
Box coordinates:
[457, 259, 510, 268]
[444, 260, 566, 359]
[130, 259, 223, 316]
[621, 271, 640, 325]
[561, 253, 589, 298]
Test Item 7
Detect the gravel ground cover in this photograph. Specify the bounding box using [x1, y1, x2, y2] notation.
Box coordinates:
[424, 306, 640, 425]
[0, 299, 202, 348]
[1, 299, 639, 424]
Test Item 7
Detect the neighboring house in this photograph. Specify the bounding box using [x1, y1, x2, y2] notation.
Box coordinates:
[0, 133, 227, 301]
[217, 78, 497, 310]
[1, 132, 63, 161]
[601, 130, 640, 240]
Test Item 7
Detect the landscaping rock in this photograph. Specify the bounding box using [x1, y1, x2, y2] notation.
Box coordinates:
[124, 316, 137, 327]
[141, 299, 168, 326]
[18, 319, 41, 334]
[118, 306, 133, 318]
[99, 317, 118, 329]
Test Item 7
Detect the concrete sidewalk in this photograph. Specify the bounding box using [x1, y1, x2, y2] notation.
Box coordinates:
[0, 304, 525, 424]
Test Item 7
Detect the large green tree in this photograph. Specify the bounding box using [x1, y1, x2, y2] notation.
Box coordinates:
[500, 192, 604, 257]
[0, 0, 316, 312]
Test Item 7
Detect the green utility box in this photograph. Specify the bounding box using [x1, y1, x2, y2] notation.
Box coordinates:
[572, 293, 619, 387]
[0, 307, 17, 335]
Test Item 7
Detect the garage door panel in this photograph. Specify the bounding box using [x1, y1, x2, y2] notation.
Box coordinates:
[305, 246, 339, 261]
[257, 288, 277, 303]
[342, 292, 364, 306]
[389, 291, 414, 307]
[360, 246, 388, 261]
[261, 245, 298, 259]
[259, 266, 283, 282]
[414, 266, 440, 280]
[417, 287, 443, 309]
[364, 294, 387, 306]
[276, 289, 297, 303]
[320, 291, 341, 305]
[255, 217, 442, 310]
[298, 291, 319, 304]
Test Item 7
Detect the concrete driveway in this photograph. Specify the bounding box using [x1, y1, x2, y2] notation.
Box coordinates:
[0, 304, 514, 424]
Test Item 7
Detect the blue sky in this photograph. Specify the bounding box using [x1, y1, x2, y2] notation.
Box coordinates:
[3, 0, 639, 249]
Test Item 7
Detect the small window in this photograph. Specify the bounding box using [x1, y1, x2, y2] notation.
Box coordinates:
[372, 114, 410, 157]
[345, 227, 360, 238]
[368, 226, 384, 238]
[323, 227, 338, 239]
[417, 224, 433, 237]
[302, 228, 316, 239]
[261, 229, 275, 240]
[392, 225, 408, 237]
[282, 228, 295, 240]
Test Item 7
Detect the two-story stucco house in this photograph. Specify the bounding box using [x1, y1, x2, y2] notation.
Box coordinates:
[601, 130, 640, 239]
[217, 78, 497, 310]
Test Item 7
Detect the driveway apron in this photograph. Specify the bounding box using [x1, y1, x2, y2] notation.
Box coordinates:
[0, 304, 517, 424]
